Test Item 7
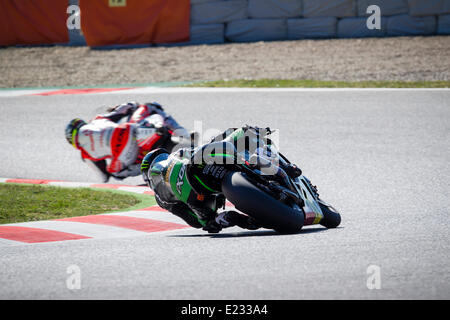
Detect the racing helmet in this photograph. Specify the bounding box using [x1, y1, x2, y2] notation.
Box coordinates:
[141, 148, 170, 191]
[65, 118, 86, 148]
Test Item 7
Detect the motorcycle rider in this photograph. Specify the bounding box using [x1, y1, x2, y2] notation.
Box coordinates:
[65, 101, 190, 182]
[140, 125, 302, 233]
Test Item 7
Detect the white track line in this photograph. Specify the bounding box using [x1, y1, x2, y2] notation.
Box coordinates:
[3, 220, 148, 239]
[110, 210, 189, 225]
[0, 89, 55, 97]
[0, 238, 25, 247]
[104, 87, 450, 95]
[117, 186, 149, 194]
[1, 87, 449, 98]
[47, 181, 98, 188]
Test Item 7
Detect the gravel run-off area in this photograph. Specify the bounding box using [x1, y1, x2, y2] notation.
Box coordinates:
[0, 36, 449, 88]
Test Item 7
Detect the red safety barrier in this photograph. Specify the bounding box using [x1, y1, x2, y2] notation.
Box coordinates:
[79, 0, 190, 47]
[0, 0, 69, 46]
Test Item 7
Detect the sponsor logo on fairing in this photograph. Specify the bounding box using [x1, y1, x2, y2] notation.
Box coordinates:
[176, 165, 186, 195]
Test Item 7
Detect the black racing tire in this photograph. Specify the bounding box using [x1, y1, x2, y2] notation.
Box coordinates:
[221, 172, 304, 234]
[318, 202, 341, 228]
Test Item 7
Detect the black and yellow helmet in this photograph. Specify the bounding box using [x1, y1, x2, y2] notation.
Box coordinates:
[141, 148, 170, 190]
[65, 118, 86, 148]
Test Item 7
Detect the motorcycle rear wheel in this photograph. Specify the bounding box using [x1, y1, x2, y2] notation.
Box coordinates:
[221, 172, 304, 234]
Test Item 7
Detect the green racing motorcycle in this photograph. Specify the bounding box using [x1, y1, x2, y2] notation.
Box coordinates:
[148, 128, 342, 234]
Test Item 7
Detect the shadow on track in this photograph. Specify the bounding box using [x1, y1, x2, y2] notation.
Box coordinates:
[168, 226, 330, 238]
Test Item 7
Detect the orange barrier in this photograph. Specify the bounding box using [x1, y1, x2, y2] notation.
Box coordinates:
[79, 0, 190, 47]
[0, 0, 69, 46]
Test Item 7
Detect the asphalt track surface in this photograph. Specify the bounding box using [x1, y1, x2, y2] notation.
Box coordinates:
[0, 88, 449, 299]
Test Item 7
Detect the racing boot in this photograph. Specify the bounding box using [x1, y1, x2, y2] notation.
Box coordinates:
[215, 211, 261, 230]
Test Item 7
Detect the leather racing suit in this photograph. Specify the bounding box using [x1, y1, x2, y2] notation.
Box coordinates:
[75, 102, 189, 182]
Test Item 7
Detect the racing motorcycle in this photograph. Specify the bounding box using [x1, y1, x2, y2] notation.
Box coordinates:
[187, 128, 341, 234]
[84, 107, 195, 182]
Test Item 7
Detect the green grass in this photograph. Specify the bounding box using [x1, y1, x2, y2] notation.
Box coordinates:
[187, 79, 450, 88]
[0, 184, 155, 224]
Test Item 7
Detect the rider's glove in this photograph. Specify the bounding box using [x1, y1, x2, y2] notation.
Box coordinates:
[144, 102, 164, 112]
[282, 163, 302, 179]
[156, 125, 169, 137]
